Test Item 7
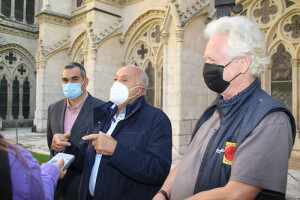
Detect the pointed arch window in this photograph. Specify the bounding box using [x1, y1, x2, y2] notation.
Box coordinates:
[12, 77, 20, 119]
[145, 62, 155, 106]
[23, 77, 30, 119]
[15, 0, 24, 22]
[26, 0, 35, 24]
[271, 43, 292, 111]
[1, 0, 11, 18]
[0, 76, 8, 119]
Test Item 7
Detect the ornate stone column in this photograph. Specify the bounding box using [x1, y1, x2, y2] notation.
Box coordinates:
[7, 82, 13, 120]
[34, 60, 46, 132]
[175, 28, 185, 154]
[175, 28, 184, 120]
[11, 0, 15, 20]
[23, 0, 27, 23]
[292, 59, 300, 135]
[161, 31, 169, 113]
[90, 46, 97, 95]
[18, 83, 24, 120]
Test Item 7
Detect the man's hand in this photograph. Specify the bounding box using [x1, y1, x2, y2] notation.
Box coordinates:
[52, 132, 71, 152]
[53, 158, 67, 179]
[82, 131, 117, 155]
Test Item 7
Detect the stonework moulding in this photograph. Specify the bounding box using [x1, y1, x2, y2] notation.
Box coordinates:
[291, 59, 300, 68]
[70, 15, 87, 26]
[161, 32, 169, 45]
[175, 28, 184, 42]
[121, 10, 165, 43]
[0, 26, 38, 39]
[36, 12, 70, 27]
[0, 43, 36, 68]
[69, 32, 87, 56]
[96, 0, 143, 7]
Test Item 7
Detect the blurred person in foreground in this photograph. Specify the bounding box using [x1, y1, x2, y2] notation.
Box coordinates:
[0, 134, 65, 200]
[153, 16, 296, 200]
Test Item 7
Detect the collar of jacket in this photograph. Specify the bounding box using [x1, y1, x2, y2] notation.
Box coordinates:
[93, 96, 146, 122]
[213, 78, 260, 125]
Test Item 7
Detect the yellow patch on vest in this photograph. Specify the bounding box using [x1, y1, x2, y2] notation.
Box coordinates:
[222, 141, 236, 165]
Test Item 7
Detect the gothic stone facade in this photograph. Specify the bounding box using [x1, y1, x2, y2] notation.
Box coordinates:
[0, 0, 299, 153]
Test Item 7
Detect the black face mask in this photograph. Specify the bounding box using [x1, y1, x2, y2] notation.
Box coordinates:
[203, 60, 241, 93]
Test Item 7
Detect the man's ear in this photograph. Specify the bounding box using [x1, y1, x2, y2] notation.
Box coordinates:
[84, 78, 89, 88]
[240, 54, 251, 74]
[137, 86, 145, 97]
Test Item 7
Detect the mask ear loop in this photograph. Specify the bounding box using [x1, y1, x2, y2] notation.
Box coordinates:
[81, 79, 86, 92]
[127, 85, 141, 100]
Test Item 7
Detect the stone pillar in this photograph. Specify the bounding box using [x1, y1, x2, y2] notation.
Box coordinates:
[23, 0, 27, 23]
[18, 83, 24, 120]
[34, 60, 47, 132]
[11, 0, 15, 20]
[90, 46, 97, 96]
[161, 31, 169, 112]
[7, 83, 13, 120]
[292, 59, 300, 135]
[34, 0, 40, 24]
[175, 28, 185, 154]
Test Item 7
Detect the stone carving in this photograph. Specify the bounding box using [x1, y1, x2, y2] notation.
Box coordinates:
[87, 18, 122, 46]
[40, 36, 71, 57]
[0, 26, 38, 39]
[97, 0, 143, 7]
[173, 0, 209, 25]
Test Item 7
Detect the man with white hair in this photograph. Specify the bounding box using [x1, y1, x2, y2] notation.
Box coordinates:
[153, 16, 295, 200]
[52, 65, 172, 200]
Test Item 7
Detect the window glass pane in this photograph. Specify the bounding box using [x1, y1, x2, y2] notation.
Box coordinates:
[12, 77, 20, 119]
[15, 0, 24, 21]
[1, 0, 11, 18]
[23, 77, 30, 119]
[145, 62, 155, 106]
[0, 76, 8, 119]
[271, 43, 292, 111]
[77, 0, 83, 7]
[26, 0, 35, 24]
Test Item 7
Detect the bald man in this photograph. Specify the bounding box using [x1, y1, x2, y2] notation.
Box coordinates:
[52, 65, 172, 200]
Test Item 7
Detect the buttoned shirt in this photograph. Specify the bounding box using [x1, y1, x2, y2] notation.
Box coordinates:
[64, 92, 88, 133]
[89, 104, 126, 196]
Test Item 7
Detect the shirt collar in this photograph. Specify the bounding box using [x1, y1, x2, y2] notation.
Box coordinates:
[67, 92, 88, 111]
[110, 104, 126, 122]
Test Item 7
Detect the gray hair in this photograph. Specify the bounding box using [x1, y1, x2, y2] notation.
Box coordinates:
[204, 16, 270, 76]
[126, 65, 149, 95]
[64, 62, 87, 80]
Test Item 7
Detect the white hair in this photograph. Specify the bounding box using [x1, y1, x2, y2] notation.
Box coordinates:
[126, 65, 149, 95]
[204, 16, 270, 76]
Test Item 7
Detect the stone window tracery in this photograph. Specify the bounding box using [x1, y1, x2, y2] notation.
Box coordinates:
[126, 21, 163, 109]
[253, 0, 278, 24]
[284, 15, 300, 39]
[23, 77, 30, 119]
[15, 0, 24, 22]
[0, 0, 35, 24]
[0, 76, 8, 119]
[271, 43, 292, 111]
[145, 62, 155, 106]
[12, 77, 20, 119]
[0, 48, 35, 121]
[1, 0, 11, 18]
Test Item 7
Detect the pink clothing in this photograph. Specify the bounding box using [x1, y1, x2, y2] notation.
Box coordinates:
[64, 92, 88, 133]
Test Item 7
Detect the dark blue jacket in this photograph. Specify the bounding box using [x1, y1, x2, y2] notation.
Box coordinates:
[191, 79, 296, 194]
[65, 96, 172, 200]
